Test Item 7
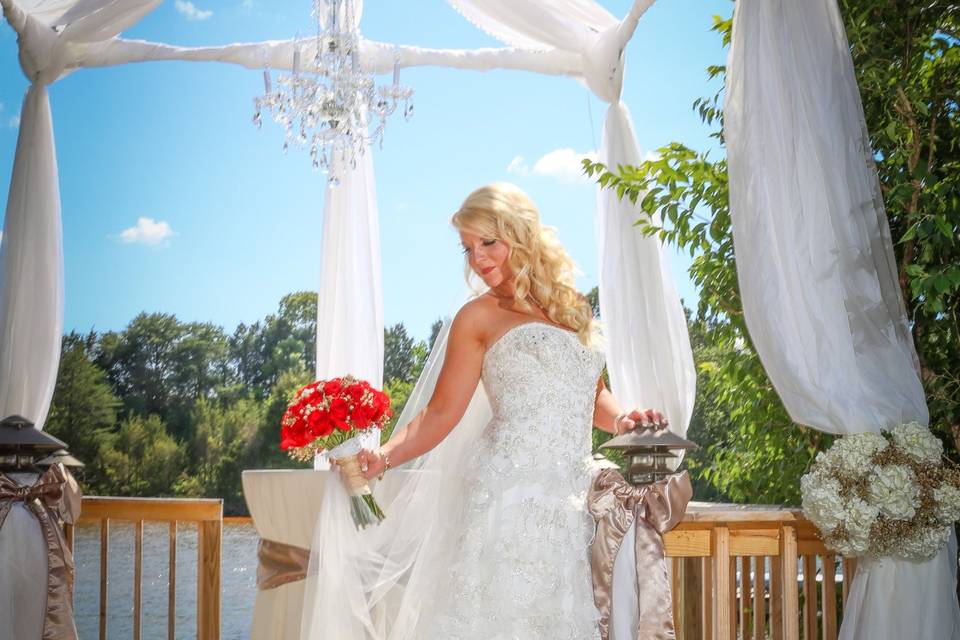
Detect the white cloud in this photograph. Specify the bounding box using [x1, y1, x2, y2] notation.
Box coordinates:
[241, 0, 253, 7]
[175, 0, 213, 21]
[8, 115, 19, 128]
[642, 150, 660, 163]
[507, 155, 529, 176]
[119, 217, 175, 246]
[507, 148, 597, 183]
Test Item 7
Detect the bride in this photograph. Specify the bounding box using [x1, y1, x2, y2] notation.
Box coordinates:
[307, 182, 665, 639]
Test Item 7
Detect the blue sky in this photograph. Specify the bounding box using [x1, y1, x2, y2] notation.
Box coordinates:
[0, 0, 730, 343]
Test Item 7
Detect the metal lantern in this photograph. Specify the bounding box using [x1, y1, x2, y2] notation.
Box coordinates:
[599, 426, 698, 485]
[0, 415, 68, 473]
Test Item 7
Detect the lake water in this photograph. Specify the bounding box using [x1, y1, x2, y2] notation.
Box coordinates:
[73, 521, 260, 640]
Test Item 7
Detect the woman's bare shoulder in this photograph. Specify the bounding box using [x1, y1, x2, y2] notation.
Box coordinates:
[450, 296, 497, 344]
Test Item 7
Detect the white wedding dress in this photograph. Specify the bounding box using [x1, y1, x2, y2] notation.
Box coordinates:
[423, 321, 605, 639]
[301, 318, 606, 639]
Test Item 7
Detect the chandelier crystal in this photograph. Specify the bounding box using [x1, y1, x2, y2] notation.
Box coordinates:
[253, 0, 413, 183]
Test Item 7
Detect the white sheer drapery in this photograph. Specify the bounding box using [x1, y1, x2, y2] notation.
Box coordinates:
[314, 145, 384, 388]
[725, 0, 959, 637]
[0, 86, 63, 431]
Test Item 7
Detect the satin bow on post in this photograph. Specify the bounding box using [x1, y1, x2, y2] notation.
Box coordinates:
[0, 463, 82, 640]
[588, 469, 693, 640]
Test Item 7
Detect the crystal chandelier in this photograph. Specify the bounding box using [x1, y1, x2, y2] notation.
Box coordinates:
[253, 0, 413, 183]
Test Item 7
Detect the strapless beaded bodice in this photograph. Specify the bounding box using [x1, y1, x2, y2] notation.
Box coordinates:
[478, 321, 606, 474]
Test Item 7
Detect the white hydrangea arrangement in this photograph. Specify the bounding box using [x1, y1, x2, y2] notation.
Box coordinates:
[800, 422, 960, 560]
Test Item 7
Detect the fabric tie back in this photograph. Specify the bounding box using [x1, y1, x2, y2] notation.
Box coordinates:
[588, 469, 692, 640]
[0, 463, 81, 640]
[256, 537, 311, 591]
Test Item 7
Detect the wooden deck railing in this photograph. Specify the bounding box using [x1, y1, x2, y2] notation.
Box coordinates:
[64, 498, 841, 640]
[67, 497, 223, 640]
[664, 503, 850, 640]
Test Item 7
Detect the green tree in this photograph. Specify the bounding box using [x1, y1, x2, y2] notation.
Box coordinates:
[94, 313, 229, 438]
[384, 323, 417, 384]
[45, 335, 121, 491]
[96, 414, 186, 496]
[228, 292, 318, 399]
[178, 397, 264, 514]
[584, 3, 959, 502]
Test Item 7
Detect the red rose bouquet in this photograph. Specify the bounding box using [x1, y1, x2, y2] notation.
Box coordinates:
[280, 375, 392, 528]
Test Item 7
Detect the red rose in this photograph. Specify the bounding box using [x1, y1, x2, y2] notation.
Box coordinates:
[358, 401, 379, 424]
[329, 397, 351, 431]
[323, 379, 343, 396]
[352, 410, 371, 429]
[280, 426, 295, 450]
[306, 409, 334, 437]
[347, 383, 365, 404]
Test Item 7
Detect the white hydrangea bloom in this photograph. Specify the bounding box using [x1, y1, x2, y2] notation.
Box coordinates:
[822, 432, 888, 476]
[866, 464, 920, 520]
[801, 472, 845, 532]
[844, 497, 880, 539]
[897, 525, 950, 561]
[934, 483, 960, 524]
[890, 422, 943, 463]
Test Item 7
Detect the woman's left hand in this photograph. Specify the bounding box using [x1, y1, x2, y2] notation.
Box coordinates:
[618, 408, 668, 432]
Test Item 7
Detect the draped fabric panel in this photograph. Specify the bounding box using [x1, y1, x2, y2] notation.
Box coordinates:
[724, 0, 927, 436]
[596, 102, 695, 443]
[314, 144, 384, 389]
[725, 0, 959, 637]
[447, 0, 616, 52]
[0, 86, 63, 430]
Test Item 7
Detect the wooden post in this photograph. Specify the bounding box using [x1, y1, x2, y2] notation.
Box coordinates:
[753, 556, 766, 640]
[99, 519, 109, 640]
[197, 518, 222, 640]
[134, 520, 143, 640]
[822, 555, 838, 640]
[702, 556, 714, 640]
[715, 526, 733, 640]
[771, 554, 783, 640]
[739, 555, 750, 639]
[680, 557, 703, 640]
[169, 521, 177, 640]
[781, 525, 799, 640]
[673, 557, 683, 634]
[802, 555, 817, 640]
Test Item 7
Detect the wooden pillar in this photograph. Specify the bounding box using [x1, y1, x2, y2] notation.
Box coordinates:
[715, 526, 733, 640]
[781, 525, 799, 640]
[197, 519, 222, 640]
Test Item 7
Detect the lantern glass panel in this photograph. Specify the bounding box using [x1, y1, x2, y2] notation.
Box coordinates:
[630, 453, 655, 467]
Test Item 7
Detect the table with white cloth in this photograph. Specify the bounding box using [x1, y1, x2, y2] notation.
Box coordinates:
[243, 469, 421, 640]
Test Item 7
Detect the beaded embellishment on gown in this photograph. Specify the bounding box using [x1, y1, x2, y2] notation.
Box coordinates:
[425, 321, 605, 639]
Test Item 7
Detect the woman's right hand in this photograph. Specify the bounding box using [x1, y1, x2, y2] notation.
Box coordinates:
[356, 448, 387, 481]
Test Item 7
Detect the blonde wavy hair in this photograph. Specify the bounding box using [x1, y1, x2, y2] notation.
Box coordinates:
[451, 182, 600, 347]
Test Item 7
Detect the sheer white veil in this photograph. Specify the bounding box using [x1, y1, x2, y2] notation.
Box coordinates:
[300, 304, 493, 639]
